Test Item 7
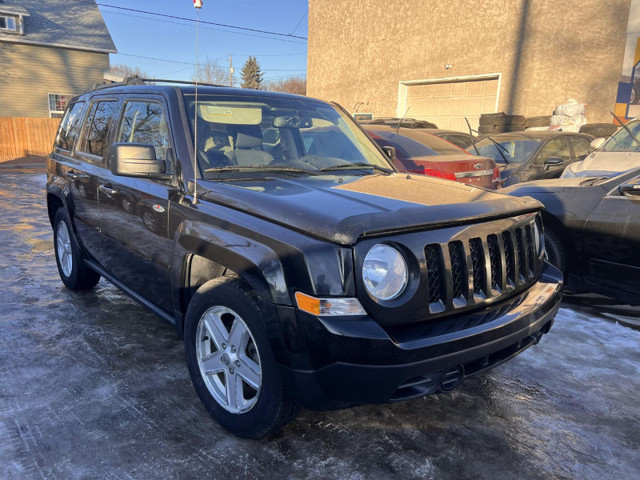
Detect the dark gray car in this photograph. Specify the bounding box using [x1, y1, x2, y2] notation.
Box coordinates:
[475, 131, 593, 186]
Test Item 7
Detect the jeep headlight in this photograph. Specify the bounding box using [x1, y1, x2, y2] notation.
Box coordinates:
[362, 244, 408, 301]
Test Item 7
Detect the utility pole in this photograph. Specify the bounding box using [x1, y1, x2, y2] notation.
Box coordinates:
[229, 55, 234, 87]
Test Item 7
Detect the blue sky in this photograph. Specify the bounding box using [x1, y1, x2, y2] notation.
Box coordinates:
[98, 0, 308, 84]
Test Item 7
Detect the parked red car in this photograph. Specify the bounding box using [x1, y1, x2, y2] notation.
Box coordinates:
[363, 125, 500, 189]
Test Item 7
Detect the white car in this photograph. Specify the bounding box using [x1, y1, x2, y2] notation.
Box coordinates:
[561, 119, 639, 178]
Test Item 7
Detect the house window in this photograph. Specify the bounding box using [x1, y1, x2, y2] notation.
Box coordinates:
[0, 15, 17, 32]
[48, 93, 73, 118]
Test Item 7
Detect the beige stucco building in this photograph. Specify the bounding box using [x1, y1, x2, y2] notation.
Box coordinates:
[307, 0, 631, 131]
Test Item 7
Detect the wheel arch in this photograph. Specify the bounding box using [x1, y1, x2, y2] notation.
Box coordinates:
[46, 191, 65, 227]
[540, 212, 577, 272]
[172, 224, 294, 334]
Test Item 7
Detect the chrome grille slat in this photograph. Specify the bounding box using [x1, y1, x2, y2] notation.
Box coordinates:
[515, 227, 527, 283]
[425, 244, 445, 311]
[502, 230, 516, 288]
[448, 241, 467, 308]
[423, 216, 541, 317]
[486, 234, 502, 294]
[525, 224, 535, 275]
[462, 239, 480, 305]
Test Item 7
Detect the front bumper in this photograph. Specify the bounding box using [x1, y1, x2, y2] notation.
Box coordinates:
[277, 262, 563, 410]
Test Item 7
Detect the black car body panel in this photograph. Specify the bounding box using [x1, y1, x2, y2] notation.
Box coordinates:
[504, 168, 640, 304]
[197, 174, 539, 245]
[46, 82, 562, 420]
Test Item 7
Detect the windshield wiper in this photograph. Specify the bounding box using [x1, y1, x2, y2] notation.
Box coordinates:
[319, 163, 393, 174]
[205, 165, 316, 175]
[481, 136, 510, 164]
[611, 110, 640, 147]
[464, 117, 481, 156]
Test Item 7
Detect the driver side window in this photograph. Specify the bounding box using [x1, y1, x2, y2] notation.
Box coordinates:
[118, 100, 171, 166]
[537, 138, 571, 165]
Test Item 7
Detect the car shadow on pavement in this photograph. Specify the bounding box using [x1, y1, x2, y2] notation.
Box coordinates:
[561, 293, 640, 330]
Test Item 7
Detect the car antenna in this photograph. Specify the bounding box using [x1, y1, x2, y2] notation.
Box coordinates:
[396, 106, 410, 134]
[464, 117, 481, 156]
[611, 110, 640, 147]
[191, 0, 203, 205]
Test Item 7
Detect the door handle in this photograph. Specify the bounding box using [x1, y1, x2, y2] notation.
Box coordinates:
[99, 185, 118, 197]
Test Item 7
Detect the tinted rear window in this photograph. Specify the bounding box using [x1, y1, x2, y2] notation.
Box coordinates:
[366, 129, 438, 158]
[78, 100, 118, 159]
[55, 102, 85, 151]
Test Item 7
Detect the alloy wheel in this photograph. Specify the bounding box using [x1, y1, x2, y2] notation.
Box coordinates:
[56, 221, 73, 277]
[195, 306, 262, 414]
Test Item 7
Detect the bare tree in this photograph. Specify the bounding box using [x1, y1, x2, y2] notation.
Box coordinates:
[109, 64, 149, 79]
[265, 77, 306, 95]
[192, 58, 229, 86]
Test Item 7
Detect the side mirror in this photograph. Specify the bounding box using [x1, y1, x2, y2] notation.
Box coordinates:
[619, 182, 640, 197]
[382, 146, 396, 159]
[108, 143, 169, 179]
[543, 157, 564, 170]
[590, 137, 606, 150]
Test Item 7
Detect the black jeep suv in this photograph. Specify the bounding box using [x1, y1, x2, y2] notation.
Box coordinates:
[46, 80, 562, 438]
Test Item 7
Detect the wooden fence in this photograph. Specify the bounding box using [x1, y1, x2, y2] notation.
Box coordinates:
[0, 117, 60, 162]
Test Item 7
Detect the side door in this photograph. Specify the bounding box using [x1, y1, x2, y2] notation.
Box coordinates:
[580, 174, 640, 297]
[69, 99, 119, 259]
[97, 97, 175, 313]
[530, 137, 572, 179]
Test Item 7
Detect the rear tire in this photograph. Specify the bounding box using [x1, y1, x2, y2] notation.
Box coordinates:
[53, 209, 100, 290]
[184, 277, 300, 438]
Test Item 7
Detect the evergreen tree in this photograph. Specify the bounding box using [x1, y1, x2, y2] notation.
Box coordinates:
[240, 56, 263, 90]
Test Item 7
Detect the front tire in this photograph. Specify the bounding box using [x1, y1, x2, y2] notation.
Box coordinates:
[184, 278, 300, 438]
[53, 209, 100, 290]
[544, 227, 567, 277]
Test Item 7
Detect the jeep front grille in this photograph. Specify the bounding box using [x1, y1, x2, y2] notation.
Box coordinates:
[424, 221, 539, 313]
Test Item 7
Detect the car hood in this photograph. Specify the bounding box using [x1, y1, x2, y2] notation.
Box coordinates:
[501, 177, 590, 195]
[200, 173, 540, 245]
[564, 151, 640, 177]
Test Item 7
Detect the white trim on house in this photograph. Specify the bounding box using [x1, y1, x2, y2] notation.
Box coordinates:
[0, 36, 117, 54]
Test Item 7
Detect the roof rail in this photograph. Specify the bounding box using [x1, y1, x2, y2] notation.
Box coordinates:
[93, 74, 227, 91]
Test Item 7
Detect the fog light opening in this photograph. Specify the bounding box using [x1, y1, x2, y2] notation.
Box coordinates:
[440, 366, 464, 391]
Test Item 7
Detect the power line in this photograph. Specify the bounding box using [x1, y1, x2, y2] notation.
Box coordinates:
[230, 52, 307, 57]
[263, 74, 307, 81]
[102, 9, 306, 45]
[115, 52, 306, 73]
[96, 3, 308, 41]
[290, 10, 308, 35]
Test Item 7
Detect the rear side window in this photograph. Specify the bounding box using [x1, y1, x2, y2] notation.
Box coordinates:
[55, 101, 85, 151]
[570, 136, 591, 159]
[367, 129, 438, 159]
[117, 101, 171, 162]
[78, 100, 118, 160]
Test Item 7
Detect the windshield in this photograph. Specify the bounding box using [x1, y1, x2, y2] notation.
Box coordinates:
[599, 120, 640, 152]
[183, 93, 390, 179]
[475, 138, 542, 164]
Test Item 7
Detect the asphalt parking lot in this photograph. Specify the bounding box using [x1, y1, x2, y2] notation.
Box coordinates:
[1, 168, 639, 480]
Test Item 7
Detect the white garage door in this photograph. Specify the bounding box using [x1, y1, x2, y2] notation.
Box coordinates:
[402, 77, 499, 132]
